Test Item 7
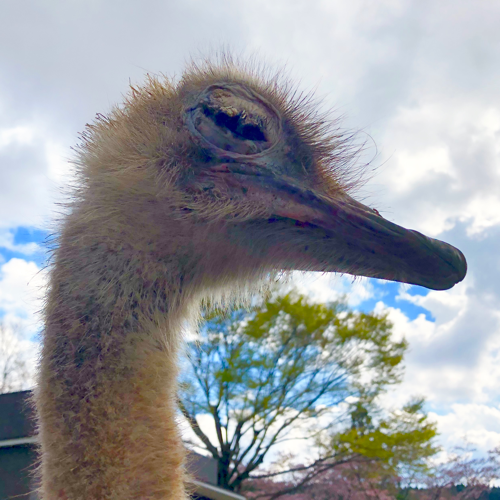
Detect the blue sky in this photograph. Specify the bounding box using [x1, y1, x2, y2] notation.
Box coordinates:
[0, 227, 47, 267]
[359, 282, 434, 322]
[1, 0, 500, 460]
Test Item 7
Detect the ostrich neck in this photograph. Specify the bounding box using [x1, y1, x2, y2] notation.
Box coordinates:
[37, 225, 194, 500]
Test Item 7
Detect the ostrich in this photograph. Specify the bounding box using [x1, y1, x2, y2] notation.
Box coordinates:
[35, 58, 466, 500]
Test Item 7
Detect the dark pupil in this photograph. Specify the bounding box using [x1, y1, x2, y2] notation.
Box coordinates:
[211, 109, 267, 142]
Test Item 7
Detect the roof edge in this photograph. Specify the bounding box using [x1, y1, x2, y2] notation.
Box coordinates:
[191, 479, 246, 500]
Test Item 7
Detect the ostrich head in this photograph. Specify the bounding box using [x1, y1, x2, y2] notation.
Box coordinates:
[76, 60, 466, 296]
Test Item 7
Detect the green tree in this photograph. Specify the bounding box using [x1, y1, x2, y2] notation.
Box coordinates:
[179, 291, 437, 496]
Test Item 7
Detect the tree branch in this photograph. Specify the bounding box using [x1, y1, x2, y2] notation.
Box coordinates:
[179, 400, 219, 458]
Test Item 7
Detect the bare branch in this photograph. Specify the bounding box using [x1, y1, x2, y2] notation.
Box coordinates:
[179, 400, 219, 458]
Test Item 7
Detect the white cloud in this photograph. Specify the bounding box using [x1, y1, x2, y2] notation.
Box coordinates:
[373, 100, 500, 238]
[0, 258, 46, 336]
[398, 283, 468, 326]
[0, 124, 72, 230]
[0, 126, 35, 148]
[430, 404, 500, 455]
[290, 272, 375, 307]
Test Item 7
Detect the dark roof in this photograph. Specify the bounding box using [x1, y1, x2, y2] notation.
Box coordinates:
[0, 390, 36, 441]
[188, 452, 218, 486]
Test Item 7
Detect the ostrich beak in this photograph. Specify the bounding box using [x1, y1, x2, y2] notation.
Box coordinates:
[203, 166, 467, 291]
[281, 190, 467, 291]
[269, 178, 467, 291]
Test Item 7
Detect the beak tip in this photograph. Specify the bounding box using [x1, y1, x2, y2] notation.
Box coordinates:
[447, 247, 468, 289]
[420, 241, 468, 291]
[456, 249, 468, 282]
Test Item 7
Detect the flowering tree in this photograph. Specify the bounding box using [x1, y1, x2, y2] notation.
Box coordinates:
[411, 445, 500, 500]
[244, 444, 500, 500]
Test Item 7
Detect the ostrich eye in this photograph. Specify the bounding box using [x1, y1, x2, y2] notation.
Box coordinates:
[210, 108, 267, 142]
[185, 85, 280, 156]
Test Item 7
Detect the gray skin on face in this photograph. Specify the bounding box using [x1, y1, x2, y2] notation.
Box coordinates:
[182, 83, 467, 291]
